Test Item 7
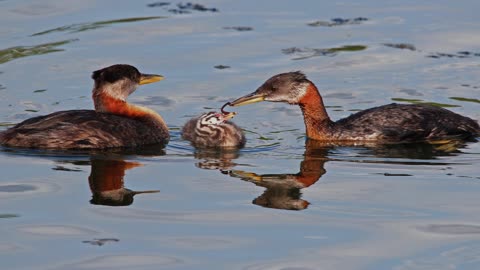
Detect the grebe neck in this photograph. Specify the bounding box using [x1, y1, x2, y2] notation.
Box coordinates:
[93, 91, 167, 130]
[298, 83, 333, 140]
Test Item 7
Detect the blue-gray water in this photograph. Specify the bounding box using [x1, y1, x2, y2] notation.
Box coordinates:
[1, 1, 480, 269]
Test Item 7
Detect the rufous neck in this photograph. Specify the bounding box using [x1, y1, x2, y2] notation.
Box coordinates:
[298, 82, 333, 140]
[92, 92, 167, 129]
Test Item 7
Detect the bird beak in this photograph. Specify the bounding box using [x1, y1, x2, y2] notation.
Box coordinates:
[228, 92, 266, 107]
[222, 111, 237, 120]
[139, 74, 164, 85]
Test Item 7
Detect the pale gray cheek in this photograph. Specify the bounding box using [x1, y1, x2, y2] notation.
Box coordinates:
[266, 94, 289, 102]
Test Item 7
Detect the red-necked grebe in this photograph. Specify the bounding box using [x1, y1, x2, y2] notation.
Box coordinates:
[182, 111, 246, 148]
[0, 64, 169, 149]
[228, 72, 479, 143]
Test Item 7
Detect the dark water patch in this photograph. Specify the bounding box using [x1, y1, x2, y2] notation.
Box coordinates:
[0, 184, 36, 192]
[282, 45, 366, 60]
[31, 16, 165, 36]
[147, 2, 170, 7]
[391, 98, 461, 108]
[223, 26, 253, 31]
[377, 173, 413, 176]
[0, 84, 6, 90]
[33, 89, 47, 93]
[177, 2, 218, 12]
[214, 65, 230, 69]
[52, 165, 83, 172]
[134, 96, 175, 106]
[399, 88, 423, 96]
[82, 238, 119, 246]
[427, 51, 480, 59]
[157, 2, 219, 14]
[418, 224, 480, 235]
[450, 97, 480, 104]
[0, 39, 77, 64]
[0, 214, 19, 219]
[323, 92, 355, 99]
[460, 84, 480, 89]
[307, 17, 368, 27]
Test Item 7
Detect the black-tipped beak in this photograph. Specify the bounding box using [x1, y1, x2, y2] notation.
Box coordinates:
[229, 92, 266, 107]
[139, 74, 164, 85]
[222, 111, 237, 120]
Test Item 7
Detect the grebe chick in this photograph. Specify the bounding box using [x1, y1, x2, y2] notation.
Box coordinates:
[229, 72, 480, 143]
[182, 111, 246, 148]
[0, 64, 169, 149]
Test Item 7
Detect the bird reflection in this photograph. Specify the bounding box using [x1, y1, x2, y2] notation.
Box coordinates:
[192, 138, 472, 211]
[228, 140, 329, 210]
[193, 149, 240, 170]
[88, 159, 159, 206]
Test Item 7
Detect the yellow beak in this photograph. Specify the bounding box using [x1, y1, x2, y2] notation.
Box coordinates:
[228, 93, 266, 106]
[139, 74, 164, 85]
[222, 111, 237, 120]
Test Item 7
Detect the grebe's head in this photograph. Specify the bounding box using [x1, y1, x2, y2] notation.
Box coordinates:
[92, 64, 163, 101]
[229, 71, 311, 106]
[199, 111, 236, 126]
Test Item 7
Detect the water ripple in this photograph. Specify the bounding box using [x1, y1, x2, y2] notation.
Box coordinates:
[58, 254, 184, 269]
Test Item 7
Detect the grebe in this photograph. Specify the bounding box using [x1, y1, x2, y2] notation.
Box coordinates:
[182, 111, 246, 148]
[228, 72, 480, 143]
[0, 64, 169, 149]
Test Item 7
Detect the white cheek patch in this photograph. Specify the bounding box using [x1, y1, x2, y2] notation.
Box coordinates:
[289, 83, 308, 104]
[102, 79, 136, 101]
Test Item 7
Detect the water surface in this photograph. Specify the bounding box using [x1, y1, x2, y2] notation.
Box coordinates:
[1, 0, 480, 269]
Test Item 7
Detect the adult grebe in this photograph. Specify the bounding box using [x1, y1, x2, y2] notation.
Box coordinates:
[182, 111, 246, 148]
[0, 64, 169, 149]
[228, 72, 479, 143]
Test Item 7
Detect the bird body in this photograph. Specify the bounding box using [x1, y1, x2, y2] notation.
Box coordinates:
[229, 72, 479, 143]
[0, 64, 168, 150]
[182, 111, 246, 148]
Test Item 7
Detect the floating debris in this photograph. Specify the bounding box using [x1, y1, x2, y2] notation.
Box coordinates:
[449, 97, 480, 104]
[214, 65, 230, 69]
[0, 39, 77, 65]
[31, 17, 165, 36]
[307, 17, 368, 27]
[223, 26, 253, 31]
[33, 89, 47, 93]
[282, 45, 366, 60]
[383, 43, 416, 51]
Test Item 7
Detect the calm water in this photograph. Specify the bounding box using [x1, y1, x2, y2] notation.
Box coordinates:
[1, 0, 480, 269]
